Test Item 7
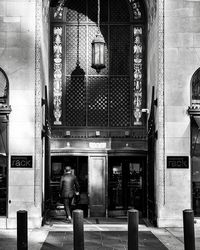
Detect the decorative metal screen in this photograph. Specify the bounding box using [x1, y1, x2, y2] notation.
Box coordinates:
[88, 77, 108, 126]
[110, 25, 130, 75]
[66, 0, 87, 22]
[51, 0, 146, 127]
[66, 76, 86, 126]
[88, 0, 108, 23]
[110, 0, 130, 22]
[110, 77, 130, 127]
[66, 25, 87, 75]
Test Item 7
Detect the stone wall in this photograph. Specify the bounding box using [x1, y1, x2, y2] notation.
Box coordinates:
[156, 0, 200, 227]
[0, 0, 47, 228]
[147, 0, 196, 227]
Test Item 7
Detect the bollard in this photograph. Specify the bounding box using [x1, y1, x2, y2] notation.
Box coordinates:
[128, 209, 139, 250]
[73, 209, 84, 250]
[183, 209, 195, 250]
[17, 210, 28, 250]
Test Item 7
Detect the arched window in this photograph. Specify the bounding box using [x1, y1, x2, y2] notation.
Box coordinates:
[191, 68, 200, 108]
[189, 68, 200, 216]
[50, 0, 146, 129]
[0, 68, 9, 105]
[0, 68, 10, 216]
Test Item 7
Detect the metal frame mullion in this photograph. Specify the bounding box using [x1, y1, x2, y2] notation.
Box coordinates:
[86, 24, 89, 128]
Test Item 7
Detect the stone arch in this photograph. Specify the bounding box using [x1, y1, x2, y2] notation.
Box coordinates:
[191, 68, 200, 107]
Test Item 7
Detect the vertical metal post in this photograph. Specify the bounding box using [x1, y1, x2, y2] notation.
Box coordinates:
[17, 210, 28, 250]
[183, 209, 195, 250]
[128, 209, 139, 250]
[73, 209, 84, 250]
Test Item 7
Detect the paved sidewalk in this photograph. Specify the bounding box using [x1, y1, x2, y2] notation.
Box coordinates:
[0, 217, 199, 250]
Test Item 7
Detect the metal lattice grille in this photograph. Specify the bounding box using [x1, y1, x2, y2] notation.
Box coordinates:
[110, 26, 130, 75]
[110, 77, 130, 127]
[66, 76, 86, 126]
[110, 0, 130, 22]
[66, 0, 86, 22]
[88, 77, 108, 127]
[51, 0, 146, 128]
[88, 0, 108, 23]
[66, 25, 86, 75]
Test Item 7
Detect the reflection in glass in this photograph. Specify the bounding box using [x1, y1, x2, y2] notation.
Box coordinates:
[108, 157, 143, 212]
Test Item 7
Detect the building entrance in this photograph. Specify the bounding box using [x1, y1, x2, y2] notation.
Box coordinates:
[50, 156, 88, 216]
[108, 156, 145, 216]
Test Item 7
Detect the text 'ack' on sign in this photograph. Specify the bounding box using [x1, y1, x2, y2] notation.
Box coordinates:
[167, 156, 189, 169]
[11, 155, 32, 168]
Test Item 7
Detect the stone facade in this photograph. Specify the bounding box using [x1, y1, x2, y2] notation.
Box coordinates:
[0, 0, 49, 228]
[0, 0, 199, 228]
[147, 0, 200, 227]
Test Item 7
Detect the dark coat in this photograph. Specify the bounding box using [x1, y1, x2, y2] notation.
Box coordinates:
[60, 173, 80, 198]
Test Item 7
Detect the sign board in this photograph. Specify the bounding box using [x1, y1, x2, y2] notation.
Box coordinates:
[167, 156, 189, 169]
[11, 155, 32, 168]
[89, 142, 107, 149]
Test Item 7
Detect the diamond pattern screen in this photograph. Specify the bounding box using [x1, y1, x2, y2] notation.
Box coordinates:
[88, 77, 108, 126]
[110, 77, 130, 127]
[110, 25, 130, 75]
[66, 76, 86, 126]
[66, 25, 87, 75]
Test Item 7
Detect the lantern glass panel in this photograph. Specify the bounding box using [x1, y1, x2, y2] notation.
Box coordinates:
[95, 44, 100, 65]
[92, 42, 105, 69]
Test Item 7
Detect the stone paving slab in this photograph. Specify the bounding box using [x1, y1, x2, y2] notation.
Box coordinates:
[166, 227, 200, 250]
[41, 231, 168, 250]
[2, 219, 200, 250]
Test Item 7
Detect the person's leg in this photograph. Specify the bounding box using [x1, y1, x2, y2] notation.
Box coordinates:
[63, 198, 71, 221]
[68, 197, 73, 221]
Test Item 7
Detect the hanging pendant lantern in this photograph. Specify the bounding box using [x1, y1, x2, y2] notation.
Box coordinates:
[91, 0, 105, 73]
[91, 31, 105, 73]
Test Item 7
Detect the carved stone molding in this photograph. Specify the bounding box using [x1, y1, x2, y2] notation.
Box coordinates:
[35, 0, 43, 207]
[133, 27, 143, 125]
[157, 0, 165, 209]
[129, 1, 145, 125]
[53, 27, 63, 125]
[54, 0, 66, 19]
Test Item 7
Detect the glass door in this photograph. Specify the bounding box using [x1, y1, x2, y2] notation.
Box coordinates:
[108, 157, 144, 214]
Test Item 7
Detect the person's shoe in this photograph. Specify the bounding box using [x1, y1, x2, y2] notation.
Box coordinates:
[66, 216, 72, 223]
